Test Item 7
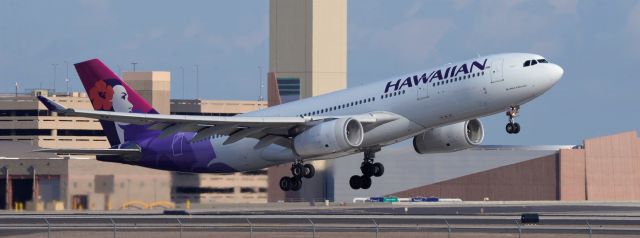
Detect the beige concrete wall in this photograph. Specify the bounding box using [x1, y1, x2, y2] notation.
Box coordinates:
[67, 159, 171, 210]
[0, 117, 101, 130]
[171, 99, 267, 115]
[0, 93, 109, 149]
[269, 0, 346, 99]
[311, 0, 347, 96]
[558, 149, 586, 200]
[124, 71, 171, 114]
[172, 172, 267, 204]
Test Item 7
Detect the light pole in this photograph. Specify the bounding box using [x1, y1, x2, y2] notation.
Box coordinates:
[64, 61, 70, 95]
[131, 62, 138, 72]
[52, 63, 58, 94]
[258, 66, 264, 101]
[180, 66, 185, 99]
[194, 64, 199, 99]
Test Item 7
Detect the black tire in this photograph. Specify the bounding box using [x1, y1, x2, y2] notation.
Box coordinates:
[303, 164, 315, 179]
[360, 163, 374, 177]
[360, 176, 372, 189]
[373, 162, 384, 177]
[506, 123, 514, 134]
[349, 175, 361, 190]
[291, 178, 302, 191]
[513, 123, 521, 134]
[279, 177, 291, 191]
[291, 164, 303, 177]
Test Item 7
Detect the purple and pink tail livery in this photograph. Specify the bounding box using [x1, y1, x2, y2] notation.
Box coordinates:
[74, 59, 157, 114]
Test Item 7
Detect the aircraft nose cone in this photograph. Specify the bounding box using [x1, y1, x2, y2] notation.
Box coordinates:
[549, 63, 564, 83]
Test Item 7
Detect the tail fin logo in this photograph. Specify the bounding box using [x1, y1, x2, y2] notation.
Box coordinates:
[88, 79, 133, 113]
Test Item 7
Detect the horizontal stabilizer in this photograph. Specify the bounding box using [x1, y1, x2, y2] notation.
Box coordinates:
[37, 96, 70, 113]
[34, 148, 141, 155]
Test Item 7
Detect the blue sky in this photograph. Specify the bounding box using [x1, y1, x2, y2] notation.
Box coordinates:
[1, 0, 639, 145]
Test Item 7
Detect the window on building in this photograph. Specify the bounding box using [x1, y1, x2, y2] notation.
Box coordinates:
[277, 78, 301, 104]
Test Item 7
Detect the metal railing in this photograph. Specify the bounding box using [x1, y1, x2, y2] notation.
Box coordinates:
[0, 216, 639, 238]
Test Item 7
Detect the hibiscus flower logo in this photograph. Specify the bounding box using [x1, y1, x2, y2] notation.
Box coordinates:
[88, 80, 114, 111]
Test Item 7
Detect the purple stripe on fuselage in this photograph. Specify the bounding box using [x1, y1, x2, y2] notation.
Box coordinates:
[122, 124, 236, 173]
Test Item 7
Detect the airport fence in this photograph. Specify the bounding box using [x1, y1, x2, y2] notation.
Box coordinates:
[0, 216, 639, 238]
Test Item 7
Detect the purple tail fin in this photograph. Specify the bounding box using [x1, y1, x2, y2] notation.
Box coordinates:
[75, 59, 158, 146]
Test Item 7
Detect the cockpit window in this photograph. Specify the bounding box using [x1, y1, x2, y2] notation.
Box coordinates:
[524, 58, 548, 67]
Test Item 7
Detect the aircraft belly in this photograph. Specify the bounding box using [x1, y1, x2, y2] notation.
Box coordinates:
[210, 138, 282, 172]
[361, 117, 424, 147]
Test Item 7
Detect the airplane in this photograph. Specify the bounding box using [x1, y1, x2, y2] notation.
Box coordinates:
[37, 53, 563, 191]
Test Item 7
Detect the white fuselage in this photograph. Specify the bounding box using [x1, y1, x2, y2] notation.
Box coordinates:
[208, 53, 563, 171]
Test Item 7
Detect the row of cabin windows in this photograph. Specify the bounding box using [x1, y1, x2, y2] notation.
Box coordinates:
[299, 96, 377, 117]
[433, 71, 485, 87]
[523, 59, 548, 67]
[380, 90, 406, 100]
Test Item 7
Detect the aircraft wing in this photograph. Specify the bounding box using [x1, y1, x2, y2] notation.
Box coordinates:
[38, 96, 399, 148]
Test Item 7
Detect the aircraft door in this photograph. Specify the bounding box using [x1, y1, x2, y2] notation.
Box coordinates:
[417, 84, 429, 100]
[171, 133, 185, 157]
[491, 58, 504, 83]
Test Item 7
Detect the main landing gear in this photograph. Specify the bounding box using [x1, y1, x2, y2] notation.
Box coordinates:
[505, 106, 521, 134]
[279, 160, 315, 192]
[350, 150, 385, 190]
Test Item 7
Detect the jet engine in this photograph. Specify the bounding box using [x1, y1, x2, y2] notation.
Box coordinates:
[294, 118, 364, 157]
[413, 119, 484, 154]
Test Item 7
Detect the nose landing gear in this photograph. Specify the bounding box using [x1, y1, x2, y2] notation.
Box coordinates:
[506, 106, 521, 134]
[279, 161, 315, 191]
[350, 150, 384, 190]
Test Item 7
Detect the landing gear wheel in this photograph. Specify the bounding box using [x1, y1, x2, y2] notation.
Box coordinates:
[291, 163, 303, 177]
[279, 177, 292, 191]
[373, 162, 384, 177]
[303, 164, 315, 179]
[506, 122, 521, 134]
[505, 106, 521, 135]
[360, 162, 375, 177]
[290, 178, 302, 191]
[360, 176, 372, 189]
[506, 123, 515, 134]
[349, 175, 362, 190]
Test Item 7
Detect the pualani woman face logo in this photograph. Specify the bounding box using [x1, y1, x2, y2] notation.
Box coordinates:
[112, 84, 133, 113]
[89, 79, 133, 144]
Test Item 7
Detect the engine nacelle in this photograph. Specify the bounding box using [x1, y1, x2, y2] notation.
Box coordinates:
[413, 119, 484, 154]
[294, 118, 364, 157]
